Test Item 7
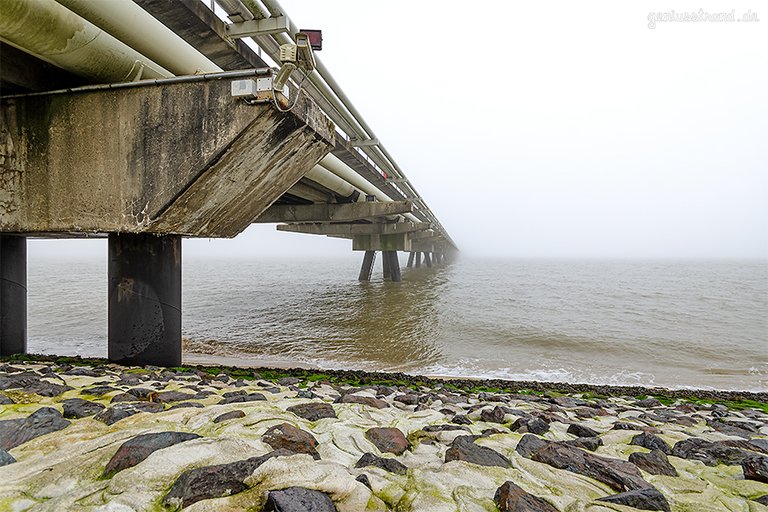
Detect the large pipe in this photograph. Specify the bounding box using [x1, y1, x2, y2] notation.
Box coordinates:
[0, 0, 171, 82]
[306, 165, 361, 201]
[55, 0, 221, 75]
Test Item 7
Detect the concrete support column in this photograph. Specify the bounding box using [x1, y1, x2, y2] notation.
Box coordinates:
[0, 235, 27, 356]
[358, 250, 376, 282]
[386, 251, 402, 282]
[415, 252, 422, 268]
[424, 252, 433, 268]
[108, 233, 181, 367]
[382, 250, 392, 280]
[406, 252, 415, 268]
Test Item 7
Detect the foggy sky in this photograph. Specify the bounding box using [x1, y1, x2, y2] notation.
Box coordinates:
[32, 1, 768, 260]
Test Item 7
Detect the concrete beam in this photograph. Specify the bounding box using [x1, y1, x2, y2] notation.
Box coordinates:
[254, 201, 413, 223]
[277, 221, 430, 236]
[0, 78, 334, 237]
[226, 16, 290, 38]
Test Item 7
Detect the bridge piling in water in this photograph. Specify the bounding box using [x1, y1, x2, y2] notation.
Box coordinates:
[108, 233, 182, 367]
[424, 252, 433, 268]
[386, 251, 402, 282]
[358, 251, 376, 282]
[406, 252, 415, 268]
[0, 235, 27, 356]
[415, 252, 422, 268]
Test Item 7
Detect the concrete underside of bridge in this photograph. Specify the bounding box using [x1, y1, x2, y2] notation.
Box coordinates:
[0, 78, 335, 364]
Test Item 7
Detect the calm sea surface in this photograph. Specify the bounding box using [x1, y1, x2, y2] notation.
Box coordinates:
[26, 255, 768, 392]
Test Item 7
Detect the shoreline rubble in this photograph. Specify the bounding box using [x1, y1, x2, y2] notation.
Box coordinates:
[0, 355, 767, 511]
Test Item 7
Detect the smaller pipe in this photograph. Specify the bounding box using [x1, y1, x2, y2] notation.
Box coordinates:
[0, 68, 273, 99]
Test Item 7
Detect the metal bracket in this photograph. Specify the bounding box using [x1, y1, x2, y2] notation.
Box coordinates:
[226, 16, 290, 38]
[349, 138, 379, 147]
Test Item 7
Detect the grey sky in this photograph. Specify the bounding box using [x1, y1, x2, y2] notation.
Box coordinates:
[33, 1, 767, 260]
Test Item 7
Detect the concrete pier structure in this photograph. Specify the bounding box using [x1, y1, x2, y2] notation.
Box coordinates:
[0, 235, 26, 356]
[108, 233, 181, 366]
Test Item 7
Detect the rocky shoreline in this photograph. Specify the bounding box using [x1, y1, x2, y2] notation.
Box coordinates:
[1, 356, 767, 511]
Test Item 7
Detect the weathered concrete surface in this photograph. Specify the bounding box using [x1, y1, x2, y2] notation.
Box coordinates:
[0, 78, 334, 237]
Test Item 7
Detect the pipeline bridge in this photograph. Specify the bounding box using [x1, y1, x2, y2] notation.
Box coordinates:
[0, 0, 456, 367]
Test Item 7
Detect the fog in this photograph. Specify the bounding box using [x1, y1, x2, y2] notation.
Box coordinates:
[31, 1, 768, 260]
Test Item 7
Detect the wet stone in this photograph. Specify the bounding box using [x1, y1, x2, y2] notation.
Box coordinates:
[563, 437, 603, 451]
[481, 406, 506, 423]
[596, 487, 671, 512]
[394, 393, 419, 406]
[218, 392, 267, 404]
[263, 423, 320, 459]
[336, 394, 389, 409]
[515, 434, 549, 459]
[295, 389, 319, 399]
[213, 409, 245, 423]
[169, 402, 205, 410]
[629, 449, 678, 476]
[103, 431, 201, 477]
[164, 450, 290, 509]
[671, 438, 748, 466]
[523, 438, 651, 492]
[61, 367, 102, 377]
[753, 495, 768, 506]
[511, 417, 549, 435]
[81, 385, 119, 396]
[494, 481, 558, 512]
[0, 407, 71, 450]
[287, 402, 337, 421]
[356, 473, 372, 489]
[631, 432, 671, 454]
[634, 398, 663, 408]
[94, 402, 164, 426]
[451, 414, 473, 425]
[445, 435, 511, 468]
[264, 486, 337, 512]
[62, 398, 105, 419]
[0, 392, 13, 405]
[110, 393, 137, 403]
[0, 448, 16, 467]
[567, 423, 599, 438]
[742, 454, 768, 483]
[153, 391, 196, 403]
[277, 377, 300, 386]
[355, 452, 408, 475]
[126, 387, 155, 400]
[365, 427, 409, 455]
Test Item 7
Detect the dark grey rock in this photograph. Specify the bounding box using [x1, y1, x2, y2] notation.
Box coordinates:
[103, 431, 201, 477]
[81, 385, 119, 396]
[263, 423, 320, 459]
[0, 407, 71, 450]
[168, 402, 205, 410]
[222, 390, 247, 398]
[671, 438, 748, 466]
[287, 402, 337, 421]
[365, 427, 409, 455]
[481, 406, 506, 423]
[0, 373, 72, 396]
[742, 454, 768, 483]
[521, 438, 651, 492]
[218, 393, 267, 405]
[393, 393, 419, 406]
[265, 487, 337, 512]
[423, 424, 471, 433]
[277, 377, 300, 386]
[494, 481, 558, 512]
[563, 437, 603, 451]
[445, 435, 511, 468]
[567, 423, 599, 438]
[629, 449, 678, 476]
[451, 414, 472, 425]
[295, 389, 319, 399]
[336, 394, 389, 409]
[634, 398, 663, 408]
[510, 417, 549, 435]
[753, 495, 768, 506]
[355, 474, 372, 489]
[0, 392, 13, 405]
[515, 434, 549, 459]
[355, 452, 408, 475]
[126, 387, 155, 400]
[61, 367, 102, 377]
[94, 402, 164, 425]
[62, 398, 105, 419]
[110, 393, 138, 403]
[0, 448, 16, 467]
[597, 487, 671, 512]
[153, 391, 196, 403]
[631, 432, 671, 454]
[164, 449, 291, 508]
[213, 410, 246, 423]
